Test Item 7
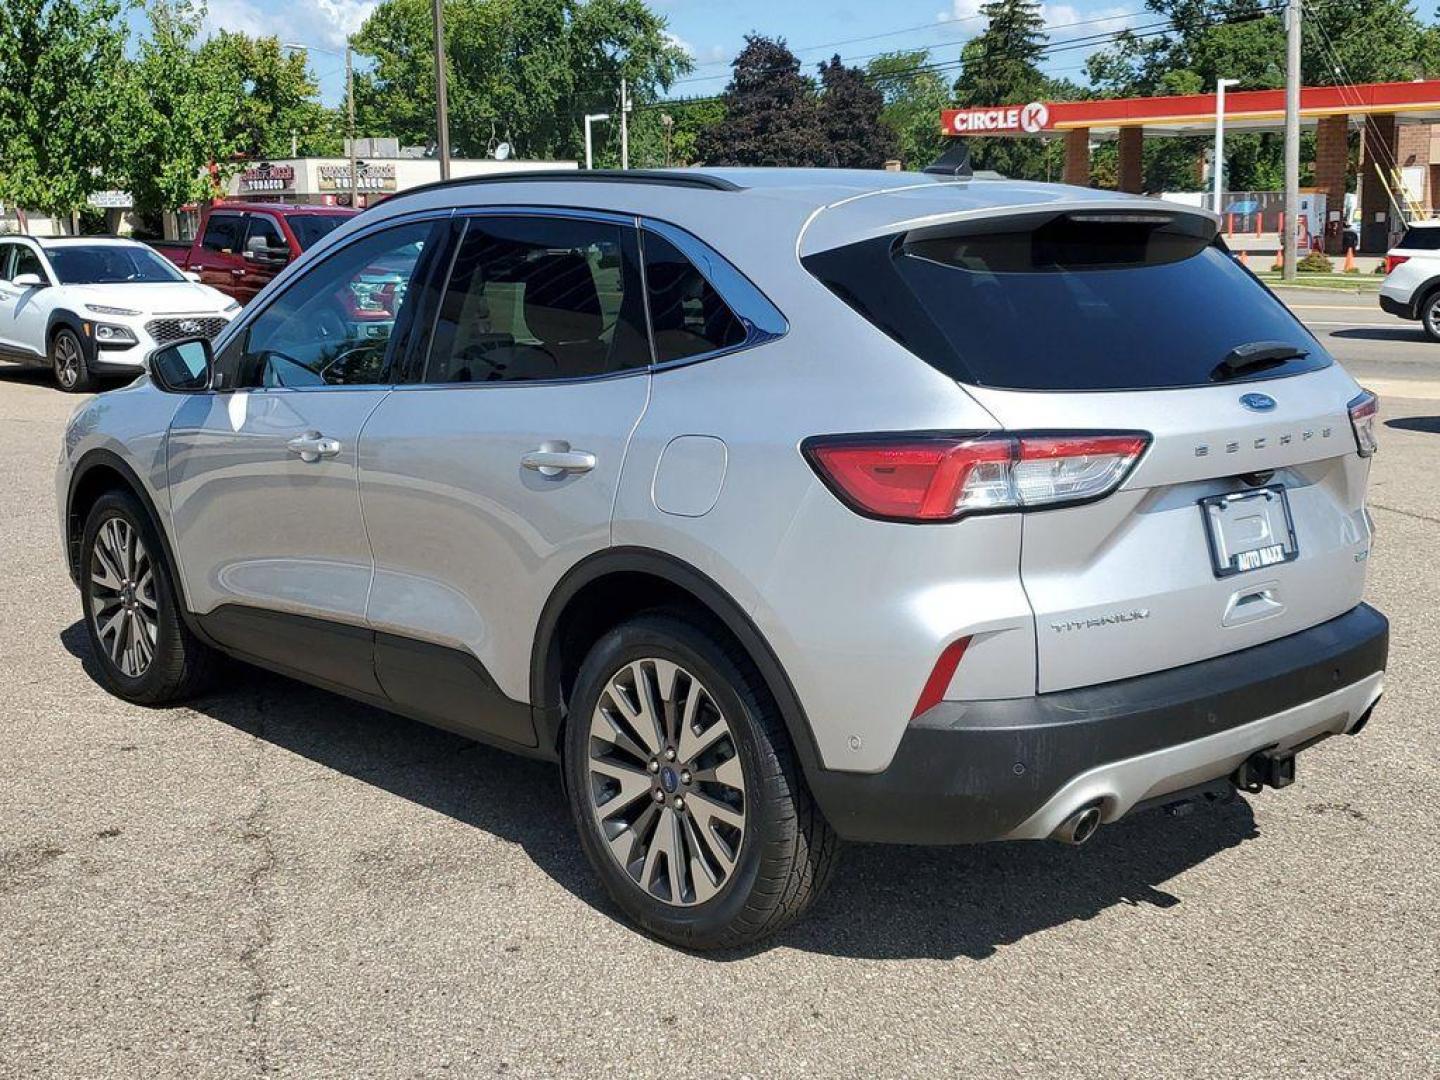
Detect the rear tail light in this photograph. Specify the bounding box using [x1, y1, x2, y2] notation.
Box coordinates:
[804, 432, 1150, 523]
[1348, 390, 1379, 457]
[1385, 254, 1409, 273]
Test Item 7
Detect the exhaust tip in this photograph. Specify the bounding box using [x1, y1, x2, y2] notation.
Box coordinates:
[1052, 804, 1103, 846]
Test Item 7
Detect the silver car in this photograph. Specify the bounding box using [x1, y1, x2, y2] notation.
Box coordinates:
[57, 169, 1388, 949]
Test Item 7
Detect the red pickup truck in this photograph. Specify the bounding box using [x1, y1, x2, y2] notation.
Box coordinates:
[153, 201, 356, 305]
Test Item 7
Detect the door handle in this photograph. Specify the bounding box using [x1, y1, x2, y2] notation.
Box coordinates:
[231, 268, 244, 277]
[521, 443, 596, 477]
[287, 431, 341, 463]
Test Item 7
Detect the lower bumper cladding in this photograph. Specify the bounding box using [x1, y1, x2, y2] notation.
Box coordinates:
[807, 604, 1389, 845]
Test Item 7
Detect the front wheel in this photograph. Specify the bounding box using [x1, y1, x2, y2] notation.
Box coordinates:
[52, 328, 93, 392]
[79, 490, 217, 704]
[563, 612, 839, 950]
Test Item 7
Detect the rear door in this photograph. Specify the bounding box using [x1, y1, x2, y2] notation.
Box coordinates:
[805, 208, 1375, 692]
[358, 210, 652, 738]
[191, 211, 247, 295]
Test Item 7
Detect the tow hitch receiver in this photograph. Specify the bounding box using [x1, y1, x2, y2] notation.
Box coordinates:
[1234, 750, 1296, 793]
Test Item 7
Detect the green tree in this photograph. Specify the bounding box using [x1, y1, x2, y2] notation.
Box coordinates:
[352, 0, 689, 161]
[627, 97, 726, 168]
[951, 0, 1051, 178]
[867, 50, 950, 170]
[200, 31, 342, 158]
[696, 35, 827, 166]
[0, 0, 127, 227]
[115, 0, 246, 214]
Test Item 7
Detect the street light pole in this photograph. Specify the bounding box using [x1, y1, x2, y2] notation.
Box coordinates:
[584, 114, 610, 170]
[619, 78, 630, 170]
[1213, 78, 1240, 216]
[1283, 0, 1302, 281]
[432, 0, 451, 180]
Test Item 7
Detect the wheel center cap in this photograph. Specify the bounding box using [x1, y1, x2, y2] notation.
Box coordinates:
[660, 766, 679, 794]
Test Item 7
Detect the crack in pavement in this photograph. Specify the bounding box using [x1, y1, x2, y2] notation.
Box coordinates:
[1370, 502, 1440, 526]
[238, 709, 278, 1077]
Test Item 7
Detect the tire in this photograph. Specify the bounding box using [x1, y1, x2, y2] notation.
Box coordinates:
[563, 611, 839, 950]
[1423, 292, 1440, 343]
[79, 489, 217, 704]
[51, 327, 93, 393]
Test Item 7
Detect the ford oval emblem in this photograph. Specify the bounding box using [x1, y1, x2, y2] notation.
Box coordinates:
[1240, 392, 1276, 412]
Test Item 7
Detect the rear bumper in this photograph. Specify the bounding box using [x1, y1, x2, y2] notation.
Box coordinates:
[1379, 293, 1417, 320]
[808, 603, 1389, 845]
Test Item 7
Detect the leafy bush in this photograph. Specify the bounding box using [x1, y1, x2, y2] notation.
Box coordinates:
[1297, 251, 1334, 273]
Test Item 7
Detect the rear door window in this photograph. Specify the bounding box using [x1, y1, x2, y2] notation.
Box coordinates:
[803, 212, 1331, 391]
[201, 214, 245, 254]
[423, 214, 650, 383]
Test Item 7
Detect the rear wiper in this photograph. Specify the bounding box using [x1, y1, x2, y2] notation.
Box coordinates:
[1211, 341, 1308, 382]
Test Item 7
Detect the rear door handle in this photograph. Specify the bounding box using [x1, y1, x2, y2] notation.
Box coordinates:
[521, 444, 596, 477]
[287, 431, 341, 463]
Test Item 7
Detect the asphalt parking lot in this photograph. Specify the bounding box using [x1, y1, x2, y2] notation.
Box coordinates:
[3, 297, 1439, 1078]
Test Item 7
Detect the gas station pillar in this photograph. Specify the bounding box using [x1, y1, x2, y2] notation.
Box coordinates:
[1117, 127, 1144, 193]
[1063, 128, 1090, 187]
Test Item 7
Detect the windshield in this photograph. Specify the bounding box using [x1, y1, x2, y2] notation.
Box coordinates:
[48, 245, 183, 285]
[289, 214, 348, 250]
[804, 214, 1331, 391]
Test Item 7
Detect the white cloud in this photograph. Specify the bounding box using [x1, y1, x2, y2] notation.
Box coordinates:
[203, 0, 376, 52]
[937, 0, 1139, 32]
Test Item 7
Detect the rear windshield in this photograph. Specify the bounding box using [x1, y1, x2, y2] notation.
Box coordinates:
[289, 214, 347, 250]
[803, 212, 1331, 391]
[1399, 226, 1440, 251]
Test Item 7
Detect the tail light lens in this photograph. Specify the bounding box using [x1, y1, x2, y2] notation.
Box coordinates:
[1385, 254, 1409, 273]
[1348, 390, 1379, 457]
[804, 432, 1150, 523]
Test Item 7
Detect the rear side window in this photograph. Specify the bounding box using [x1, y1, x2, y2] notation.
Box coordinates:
[803, 212, 1331, 391]
[1399, 227, 1440, 251]
[201, 214, 244, 254]
[424, 215, 649, 383]
[642, 231, 747, 363]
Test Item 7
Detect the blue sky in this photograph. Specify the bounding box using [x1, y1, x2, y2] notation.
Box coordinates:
[199, 0, 1142, 107]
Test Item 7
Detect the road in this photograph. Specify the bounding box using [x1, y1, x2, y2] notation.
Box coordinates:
[2, 293, 1438, 1079]
[1276, 285, 1440, 393]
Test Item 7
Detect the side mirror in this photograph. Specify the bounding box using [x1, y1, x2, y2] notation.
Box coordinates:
[183, 270, 201, 283]
[12, 272, 45, 289]
[148, 336, 213, 393]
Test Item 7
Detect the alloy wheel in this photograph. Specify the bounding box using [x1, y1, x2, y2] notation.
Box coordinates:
[54, 333, 81, 390]
[88, 516, 159, 678]
[586, 658, 747, 907]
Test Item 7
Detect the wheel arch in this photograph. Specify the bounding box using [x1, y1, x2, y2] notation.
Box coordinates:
[65, 450, 181, 600]
[1413, 275, 1440, 318]
[46, 309, 96, 365]
[530, 547, 824, 778]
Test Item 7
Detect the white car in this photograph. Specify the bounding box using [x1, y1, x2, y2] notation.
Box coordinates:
[0, 236, 238, 391]
[1378, 220, 1440, 340]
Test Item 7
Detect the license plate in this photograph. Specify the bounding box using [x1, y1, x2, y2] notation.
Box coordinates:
[1200, 486, 1299, 578]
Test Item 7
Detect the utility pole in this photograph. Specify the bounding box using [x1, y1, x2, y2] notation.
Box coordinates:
[1283, 0, 1302, 281]
[346, 42, 358, 206]
[620, 78, 630, 170]
[1213, 78, 1239, 215]
[432, 0, 452, 179]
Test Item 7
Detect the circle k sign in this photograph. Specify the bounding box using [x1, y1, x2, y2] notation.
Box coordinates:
[945, 101, 1052, 135]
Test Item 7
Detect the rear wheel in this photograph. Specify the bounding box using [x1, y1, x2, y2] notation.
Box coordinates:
[1423, 291, 1440, 343]
[52, 328, 93, 393]
[79, 490, 217, 704]
[563, 612, 839, 950]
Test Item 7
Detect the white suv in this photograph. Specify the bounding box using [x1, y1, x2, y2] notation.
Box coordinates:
[1378, 220, 1440, 339]
[0, 236, 237, 391]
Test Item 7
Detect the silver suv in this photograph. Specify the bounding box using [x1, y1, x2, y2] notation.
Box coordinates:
[57, 169, 1388, 949]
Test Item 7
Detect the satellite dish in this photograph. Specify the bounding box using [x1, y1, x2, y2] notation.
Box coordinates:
[494, 142, 512, 161]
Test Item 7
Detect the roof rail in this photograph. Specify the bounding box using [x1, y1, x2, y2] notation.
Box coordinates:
[359, 169, 743, 214]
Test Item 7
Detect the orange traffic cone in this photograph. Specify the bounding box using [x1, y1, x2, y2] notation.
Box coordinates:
[1272, 249, 1284, 270]
[1343, 247, 1357, 273]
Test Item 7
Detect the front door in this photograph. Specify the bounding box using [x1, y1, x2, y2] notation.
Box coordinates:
[166, 217, 443, 694]
[191, 211, 247, 296]
[358, 212, 653, 741]
[237, 212, 292, 305]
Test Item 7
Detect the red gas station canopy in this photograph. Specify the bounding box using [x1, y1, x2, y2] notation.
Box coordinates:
[941, 80, 1440, 138]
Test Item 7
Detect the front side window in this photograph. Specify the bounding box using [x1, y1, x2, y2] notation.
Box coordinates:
[13, 245, 45, 281]
[642, 231, 747, 363]
[289, 214, 347, 250]
[424, 215, 649, 383]
[201, 214, 245, 254]
[244, 215, 289, 260]
[219, 221, 434, 389]
[47, 245, 179, 285]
